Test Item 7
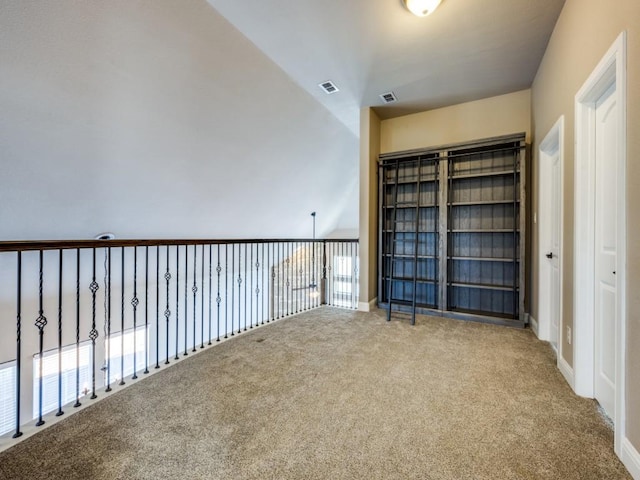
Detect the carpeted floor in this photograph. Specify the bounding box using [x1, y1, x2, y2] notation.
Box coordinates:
[0, 308, 631, 479]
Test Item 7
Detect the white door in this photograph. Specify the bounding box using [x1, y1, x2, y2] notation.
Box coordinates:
[594, 82, 617, 420]
[548, 151, 561, 352]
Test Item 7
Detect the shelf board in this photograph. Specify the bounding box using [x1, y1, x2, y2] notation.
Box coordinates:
[449, 281, 518, 292]
[446, 307, 518, 321]
[381, 299, 439, 310]
[383, 177, 438, 185]
[449, 256, 518, 263]
[449, 169, 520, 180]
[449, 229, 519, 233]
[383, 276, 437, 284]
[382, 230, 438, 234]
[382, 253, 438, 259]
[448, 199, 519, 206]
[382, 204, 438, 209]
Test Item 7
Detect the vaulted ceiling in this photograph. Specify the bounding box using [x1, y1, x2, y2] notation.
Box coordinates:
[208, 0, 566, 133]
[0, 0, 565, 240]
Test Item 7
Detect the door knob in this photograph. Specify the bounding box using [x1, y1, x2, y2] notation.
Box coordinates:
[546, 252, 553, 259]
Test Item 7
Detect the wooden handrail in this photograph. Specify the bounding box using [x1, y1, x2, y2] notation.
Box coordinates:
[0, 238, 359, 253]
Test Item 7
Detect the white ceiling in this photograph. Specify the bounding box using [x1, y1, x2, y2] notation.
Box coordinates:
[208, 0, 565, 133]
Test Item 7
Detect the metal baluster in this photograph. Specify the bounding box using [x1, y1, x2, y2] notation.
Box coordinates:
[155, 246, 160, 369]
[56, 249, 64, 416]
[164, 246, 171, 365]
[74, 249, 81, 408]
[175, 245, 180, 360]
[255, 245, 260, 328]
[216, 244, 221, 342]
[35, 250, 47, 426]
[13, 252, 23, 438]
[225, 245, 229, 339]
[106, 247, 112, 391]
[285, 244, 290, 316]
[231, 244, 235, 336]
[266, 243, 270, 323]
[131, 247, 139, 380]
[89, 249, 99, 397]
[237, 244, 242, 334]
[120, 247, 126, 385]
[270, 244, 275, 322]
[208, 244, 213, 345]
[144, 246, 149, 374]
[244, 243, 248, 331]
[201, 244, 205, 348]
[250, 244, 254, 329]
[192, 244, 197, 353]
[184, 245, 188, 356]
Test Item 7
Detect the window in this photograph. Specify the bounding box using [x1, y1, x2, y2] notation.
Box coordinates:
[105, 326, 146, 384]
[332, 255, 358, 307]
[32, 342, 92, 419]
[0, 360, 17, 436]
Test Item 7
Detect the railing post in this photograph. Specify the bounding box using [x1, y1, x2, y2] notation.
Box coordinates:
[321, 241, 327, 305]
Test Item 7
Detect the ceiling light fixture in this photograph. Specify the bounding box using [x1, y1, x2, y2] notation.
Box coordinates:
[402, 0, 442, 17]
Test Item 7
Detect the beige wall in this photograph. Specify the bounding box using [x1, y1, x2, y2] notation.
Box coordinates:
[531, 0, 640, 452]
[358, 108, 381, 306]
[380, 90, 531, 153]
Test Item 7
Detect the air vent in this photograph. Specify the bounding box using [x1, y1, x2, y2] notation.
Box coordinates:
[379, 91, 398, 103]
[319, 80, 339, 94]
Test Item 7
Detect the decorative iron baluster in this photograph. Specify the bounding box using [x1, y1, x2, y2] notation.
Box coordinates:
[175, 245, 180, 360]
[192, 244, 197, 352]
[231, 244, 235, 336]
[201, 244, 205, 348]
[255, 245, 260, 328]
[266, 242, 270, 323]
[184, 245, 188, 356]
[216, 244, 221, 342]
[285, 245, 290, 316]
[225, 245, 229, 339]
[131, 247, 139, 380]
[164, 246, 171, 365]
[144, 246, 149, 374]
[35, 250, 47, 426]
[89, 249, 99, 398]
[74, 249, 81, 408]
[155, 246, 160, 369]
[106, 247, 112, 391]
[250, 244, 254, 329]
[208, 244, 212, 345]
[120, 247, 125, 385]
[327, 244, 333, 308]
[244, 243, 248, 331]
[237, 244, 242, 334]
[13, 251, 23, 438]
[271, 244, 276, 322]
[56, 249, 64, 416]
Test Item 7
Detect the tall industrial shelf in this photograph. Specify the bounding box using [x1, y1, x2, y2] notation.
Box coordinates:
[378, 133, 526, 327]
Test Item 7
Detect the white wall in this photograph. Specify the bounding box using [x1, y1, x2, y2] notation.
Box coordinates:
[0, 0, 358, 241]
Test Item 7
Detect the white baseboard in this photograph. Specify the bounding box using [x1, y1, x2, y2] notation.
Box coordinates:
[622, 437, 640, 479]
[558, 355, 575, 390]
[358, 298, 377, 312]
[529, 315, 539, 338]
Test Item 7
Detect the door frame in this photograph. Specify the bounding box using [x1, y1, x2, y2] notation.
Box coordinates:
[537, 116, 564, 358]
[574, 31, 626, 456]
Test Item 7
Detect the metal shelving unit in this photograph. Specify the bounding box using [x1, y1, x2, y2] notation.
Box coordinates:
[378, 133, 526, 327]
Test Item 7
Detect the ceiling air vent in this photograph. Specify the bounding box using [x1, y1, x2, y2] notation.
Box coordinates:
[319, 80, 339, 94]
[379, 91, 398, 103]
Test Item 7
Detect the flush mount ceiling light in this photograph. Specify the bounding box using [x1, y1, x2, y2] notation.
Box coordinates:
[402, 0, 443, 17]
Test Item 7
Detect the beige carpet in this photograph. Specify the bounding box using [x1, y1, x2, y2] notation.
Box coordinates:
[0, 308, 631, 479]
